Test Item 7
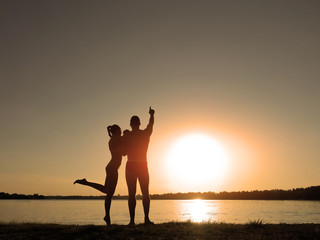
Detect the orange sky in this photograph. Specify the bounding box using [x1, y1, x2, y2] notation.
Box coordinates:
[0, 1, 319, 195]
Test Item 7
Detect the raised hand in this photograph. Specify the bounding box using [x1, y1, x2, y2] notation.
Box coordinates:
[149, 106, 155, 115]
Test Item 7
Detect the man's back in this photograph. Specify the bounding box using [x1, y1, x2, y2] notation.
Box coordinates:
[125, 128, 152, 162]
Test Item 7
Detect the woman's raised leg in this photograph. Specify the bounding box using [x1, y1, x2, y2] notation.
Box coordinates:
[74, 178, 107, 194]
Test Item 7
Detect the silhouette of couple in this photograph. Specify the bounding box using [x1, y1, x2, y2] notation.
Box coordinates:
[74, 107, 155, 226]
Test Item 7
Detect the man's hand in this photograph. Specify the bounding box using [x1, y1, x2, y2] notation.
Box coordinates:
[123, 129, 130, 136]
[149, 106, 155, 115]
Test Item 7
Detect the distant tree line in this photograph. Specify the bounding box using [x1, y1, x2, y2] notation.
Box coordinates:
[151, 186, 320, 200]
[0, 192, 128, 200]
[1, 186, 319, 200]
[0, 192, 45, 199]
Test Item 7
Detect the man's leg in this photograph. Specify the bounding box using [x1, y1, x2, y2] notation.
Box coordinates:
[126, 167, 137, 225]
[138, 169, 153, 224]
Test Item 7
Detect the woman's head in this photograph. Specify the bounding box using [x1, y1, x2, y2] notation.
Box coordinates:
[107, 124, 121, 137]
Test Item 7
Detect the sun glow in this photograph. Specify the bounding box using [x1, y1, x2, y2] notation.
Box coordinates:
[166, 133, 228, 187]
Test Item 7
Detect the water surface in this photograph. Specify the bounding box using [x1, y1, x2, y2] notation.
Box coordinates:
[0, 199, 319, 225]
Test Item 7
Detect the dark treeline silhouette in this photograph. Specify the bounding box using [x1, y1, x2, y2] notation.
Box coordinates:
[0, 192, 127, 200]
[151, 186, 320, 200]
[1, 186, 319, 200]
[0, 192, 45, 199]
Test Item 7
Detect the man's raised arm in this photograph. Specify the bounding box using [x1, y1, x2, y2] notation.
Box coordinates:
[146, 106, 155, 133]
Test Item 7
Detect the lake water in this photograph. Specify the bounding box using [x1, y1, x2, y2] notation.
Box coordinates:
[0, 199, 319, 225]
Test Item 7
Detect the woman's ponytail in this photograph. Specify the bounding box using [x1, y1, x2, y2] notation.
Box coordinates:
[107, 125, 112, 137]
[107, 124, 121, 138]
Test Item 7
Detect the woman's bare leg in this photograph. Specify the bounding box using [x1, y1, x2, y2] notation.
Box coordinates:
[104, 194, 112, 225]
[104, 170, 118, 226]
[74, 170, 118, 225]
[74, 178, 107, 194]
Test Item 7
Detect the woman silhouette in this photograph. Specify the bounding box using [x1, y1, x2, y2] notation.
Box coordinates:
[74, 124, 124, 225]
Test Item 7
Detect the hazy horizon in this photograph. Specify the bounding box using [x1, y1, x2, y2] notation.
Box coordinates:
[1, 0, 319, 196]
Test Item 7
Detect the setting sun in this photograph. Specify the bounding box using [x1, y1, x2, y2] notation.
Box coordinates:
[166, 134, 229, 187]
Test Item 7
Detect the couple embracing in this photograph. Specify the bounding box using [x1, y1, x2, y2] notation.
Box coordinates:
[74, 107, 155, 226]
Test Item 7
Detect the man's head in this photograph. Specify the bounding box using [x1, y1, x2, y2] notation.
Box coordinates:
[130, 115, 141, 129]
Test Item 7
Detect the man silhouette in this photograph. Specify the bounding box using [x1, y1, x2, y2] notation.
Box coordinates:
[124, 107, 155, 225]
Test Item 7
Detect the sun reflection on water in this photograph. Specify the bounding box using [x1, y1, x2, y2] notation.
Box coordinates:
[180, 199, 219, 223]
[190, 199, 208, 222]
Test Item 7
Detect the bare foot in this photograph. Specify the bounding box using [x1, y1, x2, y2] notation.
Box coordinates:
[127, 222, 135, 227]
[104, 216, 111, 226]
[73, 178, 87, 185]
[144, 219, 154, 225]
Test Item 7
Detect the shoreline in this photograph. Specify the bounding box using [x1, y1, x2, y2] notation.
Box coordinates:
[2, 198, 320, 202]
[2, 186, 320, 200]
[1, 222, 319, 240]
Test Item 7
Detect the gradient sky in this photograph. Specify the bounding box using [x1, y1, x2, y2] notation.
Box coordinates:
[1, 0, 319, 196]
